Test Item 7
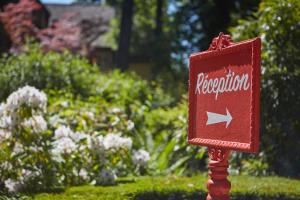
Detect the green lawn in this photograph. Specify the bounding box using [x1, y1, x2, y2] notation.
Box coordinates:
[18, 175, 300, 200]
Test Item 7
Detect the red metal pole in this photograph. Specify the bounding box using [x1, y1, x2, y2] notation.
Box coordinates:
[206, 147, 231, 200]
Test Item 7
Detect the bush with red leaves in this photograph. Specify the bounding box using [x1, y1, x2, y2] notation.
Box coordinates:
[0, 0, 105, 58]
[39, 12, 105, 57]
[0, 0, 46, 53]
[39, 13, 84, 54]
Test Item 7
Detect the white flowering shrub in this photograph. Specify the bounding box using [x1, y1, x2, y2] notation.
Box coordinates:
[0, 86, 151, 193]
[0, 86, 53, 193]
[47, 91, 154, 177]
[51, 126, 135, 186]
[0, 46, 205, 184]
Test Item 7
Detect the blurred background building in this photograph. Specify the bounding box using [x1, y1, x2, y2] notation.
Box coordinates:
[0, 0, 116, 71]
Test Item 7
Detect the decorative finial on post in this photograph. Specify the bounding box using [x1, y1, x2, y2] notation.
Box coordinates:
[208, 32, 233, 51]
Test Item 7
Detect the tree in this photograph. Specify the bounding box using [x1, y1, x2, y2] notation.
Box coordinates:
[169, 0, 260, 70]
[115, 0, 134, 71]
[231, 0, 300, 177]
[155, 0, 163, 38]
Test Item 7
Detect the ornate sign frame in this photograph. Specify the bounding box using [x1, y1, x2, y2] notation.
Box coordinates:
[188, 33, 261, 153]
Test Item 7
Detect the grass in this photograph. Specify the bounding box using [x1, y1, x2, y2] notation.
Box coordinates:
[10, 175, 300, 200]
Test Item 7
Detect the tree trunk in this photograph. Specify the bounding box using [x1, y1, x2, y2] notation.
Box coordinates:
[116, 0, 134, 71]
[155, 0, 163, 38]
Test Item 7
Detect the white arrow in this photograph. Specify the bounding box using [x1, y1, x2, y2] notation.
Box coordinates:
[206, 108, 233, 128]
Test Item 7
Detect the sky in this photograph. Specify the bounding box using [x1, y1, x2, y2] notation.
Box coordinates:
[41, 0, 74, 4]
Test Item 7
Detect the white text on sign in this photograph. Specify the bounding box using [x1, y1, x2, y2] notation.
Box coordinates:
[194, 70, 250, 100]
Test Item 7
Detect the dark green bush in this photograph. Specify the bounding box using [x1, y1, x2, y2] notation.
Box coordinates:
[0, 43, 99, 100]
[230, 0, 300, 176]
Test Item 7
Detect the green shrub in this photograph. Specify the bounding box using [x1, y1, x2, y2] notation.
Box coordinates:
[0, 43, 197, 179]
[46, 90, 201, 177]
[143, 99, 206, 175]
[230, 0, 300, 176]
[0, 43, 99, 100]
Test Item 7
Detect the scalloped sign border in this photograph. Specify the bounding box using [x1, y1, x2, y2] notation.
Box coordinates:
[188, 38, 261, 153]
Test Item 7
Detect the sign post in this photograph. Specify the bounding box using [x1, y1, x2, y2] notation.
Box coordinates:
[188, 33, 261, 200]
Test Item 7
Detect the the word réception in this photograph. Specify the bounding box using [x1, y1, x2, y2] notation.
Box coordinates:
[195, 70, 250, 100]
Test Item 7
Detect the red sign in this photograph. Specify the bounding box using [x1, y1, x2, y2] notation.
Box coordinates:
[188, 35, 261, 153]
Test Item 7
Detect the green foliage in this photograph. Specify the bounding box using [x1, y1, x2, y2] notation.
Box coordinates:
[229, 152, 269, 176]
[25, 175, 300, 200]
[46, 89, 200, 177]
[144, 100, 205, 175]
[0, 43, 99, 101]
[0, 85, 145, 192]
[93, 70, 171, 108]
[230, 0, 300, 176]
[0, 44, 197, 178]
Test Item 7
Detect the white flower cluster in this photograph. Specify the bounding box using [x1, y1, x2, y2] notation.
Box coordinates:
[22, 115, 47, 133]
[103, 133, 132, 152]
[12, 142, 24, 155]
[4, 179, 21, 193]
[4, 169, 41, 192]
[52, 125, 87, 156]
[72, 168, 89, 182]
[132, 149, 150, 167]
[52, 137, 77, 155]
[0, 104, 15, 130]
[6, 86, 47, 111]
[54, 125, 73, 139]
[85, 111, 95, 120]
[127, 120, 135, 130]
[111, 107, 122, 114]
[0, 129, 12, 143]
[87, 134, 106, 159]
[0, 86, 47, 132]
